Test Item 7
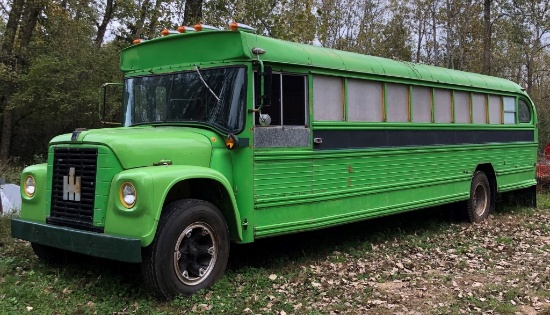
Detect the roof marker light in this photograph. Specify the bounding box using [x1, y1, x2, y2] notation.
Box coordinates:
[230, 23, 256, 33]
[177, 26, 186, 33]
[194, 24, 221, 32]
[133, 39, 142, 44]
[161, 28, 170, 36]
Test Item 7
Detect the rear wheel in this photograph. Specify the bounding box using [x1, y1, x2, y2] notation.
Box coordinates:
[466, 171, 491, 223]
[142, 199, 230, 299]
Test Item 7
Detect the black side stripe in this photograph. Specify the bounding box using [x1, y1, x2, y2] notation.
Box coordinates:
[312, 129, 535, 150]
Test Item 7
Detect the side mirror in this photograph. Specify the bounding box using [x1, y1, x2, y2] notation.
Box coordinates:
[98, 83, 123, 126]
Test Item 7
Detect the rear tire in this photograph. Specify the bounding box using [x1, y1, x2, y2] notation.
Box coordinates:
[466, 171, 491, 223]
[142, 199, 230, 299]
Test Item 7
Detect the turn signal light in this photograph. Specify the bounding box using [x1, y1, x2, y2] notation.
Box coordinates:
[225, 134, 239, 150]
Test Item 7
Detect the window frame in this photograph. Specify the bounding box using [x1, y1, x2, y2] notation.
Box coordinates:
[518, 99, 532, 124]
[254, 71, 309, 127]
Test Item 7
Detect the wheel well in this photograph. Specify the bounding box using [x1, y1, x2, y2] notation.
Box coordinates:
[163, 179, 239, 240]
[475, 163, 497, 212]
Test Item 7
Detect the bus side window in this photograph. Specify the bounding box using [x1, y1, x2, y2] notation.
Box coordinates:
[518, 99, 531, 123]
[503, 97, 516, 124]
[313, 75, 344, 121]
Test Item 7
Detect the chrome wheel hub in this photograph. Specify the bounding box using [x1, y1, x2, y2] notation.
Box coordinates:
[173, 222, 217, 286]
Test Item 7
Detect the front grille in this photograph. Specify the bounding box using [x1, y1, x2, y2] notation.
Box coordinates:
[48, 147, 101, 232]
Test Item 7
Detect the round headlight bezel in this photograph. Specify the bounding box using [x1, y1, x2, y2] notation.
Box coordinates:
[119, 182, 137, 208]
[24, 175, 36, 197]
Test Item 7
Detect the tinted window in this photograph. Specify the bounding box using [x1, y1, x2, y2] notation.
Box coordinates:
[518, 99, 531, 123]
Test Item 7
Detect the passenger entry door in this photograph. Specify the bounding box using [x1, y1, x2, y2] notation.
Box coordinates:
[252, 72, 314, 229]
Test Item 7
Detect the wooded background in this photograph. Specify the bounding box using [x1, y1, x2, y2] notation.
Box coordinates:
[1, 0, 549, 161]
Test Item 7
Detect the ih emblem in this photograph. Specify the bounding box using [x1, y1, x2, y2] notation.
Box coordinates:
[63, 167, 81, 201]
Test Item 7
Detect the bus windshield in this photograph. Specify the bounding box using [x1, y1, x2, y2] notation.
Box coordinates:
[123, 66, 246, 133]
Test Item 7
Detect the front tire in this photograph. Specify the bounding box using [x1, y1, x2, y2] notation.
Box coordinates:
[466, 171, 491, 223]
[142, 199, 230, 299]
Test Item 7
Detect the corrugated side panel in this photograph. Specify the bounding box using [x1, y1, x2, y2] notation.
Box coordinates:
[252, 143, 536, 237]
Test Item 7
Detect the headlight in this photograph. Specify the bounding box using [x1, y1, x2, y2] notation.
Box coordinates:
[120, 182, 136, 208]
[24, 175, 36, 197]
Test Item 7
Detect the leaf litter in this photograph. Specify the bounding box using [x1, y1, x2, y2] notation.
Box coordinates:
[228, 206, 550, 314]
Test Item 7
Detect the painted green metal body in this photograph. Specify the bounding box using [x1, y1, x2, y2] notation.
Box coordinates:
[13, 30, 537, 263]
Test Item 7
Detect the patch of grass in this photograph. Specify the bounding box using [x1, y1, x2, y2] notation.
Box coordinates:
[493, 303, 518, 314]
[496, 236, 513, 244]
[1, 199, 550, 314]
[538, 192, 550, 209]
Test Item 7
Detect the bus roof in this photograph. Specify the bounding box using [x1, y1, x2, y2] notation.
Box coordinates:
[121, 31, 524, 95]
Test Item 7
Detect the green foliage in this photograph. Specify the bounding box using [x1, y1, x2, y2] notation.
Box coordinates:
[0, 159, 24, 185]
[2, 0, 550, 159]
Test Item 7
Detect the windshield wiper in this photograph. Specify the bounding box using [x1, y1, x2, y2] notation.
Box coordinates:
[195, 65, 220, 101]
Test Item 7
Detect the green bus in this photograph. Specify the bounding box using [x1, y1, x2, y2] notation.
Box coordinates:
[11, 23, 537, 299]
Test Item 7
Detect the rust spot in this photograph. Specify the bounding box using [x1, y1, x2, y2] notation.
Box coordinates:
[348, 165, 353, 173]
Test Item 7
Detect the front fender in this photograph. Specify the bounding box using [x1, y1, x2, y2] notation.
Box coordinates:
[104, 165, 241, 247]
[18, 164, 48, 222]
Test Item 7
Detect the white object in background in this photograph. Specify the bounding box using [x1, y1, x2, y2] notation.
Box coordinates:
[1, 184, 22, 215]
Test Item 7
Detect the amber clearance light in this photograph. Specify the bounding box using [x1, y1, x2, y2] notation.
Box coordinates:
[194, 23, 203, 31]
[177, 26, 186, 33]
[161, 28, 170, 36]
[225, 134, 240, 150]
[229, 21, 239, 31]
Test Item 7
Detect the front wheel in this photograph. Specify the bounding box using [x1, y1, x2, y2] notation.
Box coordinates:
[466, 171, 492, 223]
[142, 199, 230, 299]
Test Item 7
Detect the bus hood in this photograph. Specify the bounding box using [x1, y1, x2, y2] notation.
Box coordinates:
[50, 127, 212, 169]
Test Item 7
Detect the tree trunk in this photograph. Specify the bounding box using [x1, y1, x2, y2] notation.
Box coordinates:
[482, 0, 492, 75]
[431, 1, 438, 66]
[0, 0, 25, 160]
[0, 0, 24, 62]
[0, 0, 42, 160]
[415, 7, 424, 63]
[147, 0, 163, 37]
[19, 0, 41, 52]
[445, 0, 452, 68]
[183, 0, 203, 25]
[132, 0, 151, 39]
[526, 54, 533, 95]
[95, 0, 115, 47]
[0, 110, 13, 160]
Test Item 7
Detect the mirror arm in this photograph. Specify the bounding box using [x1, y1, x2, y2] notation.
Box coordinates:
[98, 82, 124, 123]
[248, 60, 265, 113]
